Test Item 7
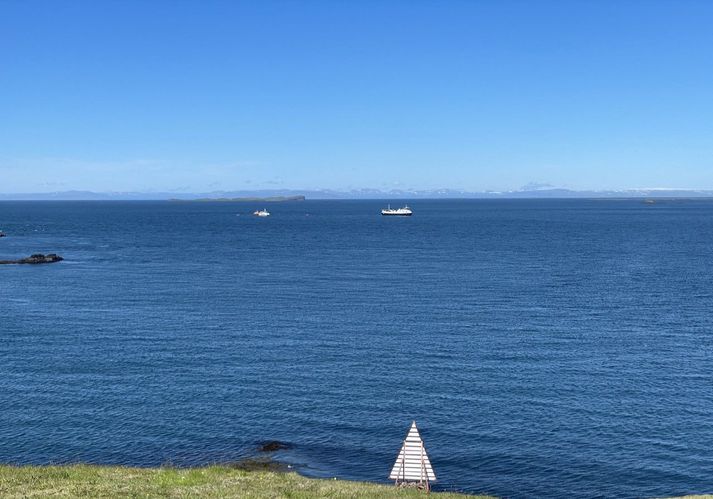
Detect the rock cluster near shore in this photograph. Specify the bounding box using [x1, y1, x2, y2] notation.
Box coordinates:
[258, 440, 292, 452]
[0, 253, 64, 265]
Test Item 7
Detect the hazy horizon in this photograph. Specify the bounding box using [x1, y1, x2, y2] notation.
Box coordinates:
[4, 185, 713, 201]
[3, 183, 713, 195]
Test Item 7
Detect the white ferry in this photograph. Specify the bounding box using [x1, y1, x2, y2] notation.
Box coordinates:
[381, 204, 412, 216]
[253, 209, 270, 217]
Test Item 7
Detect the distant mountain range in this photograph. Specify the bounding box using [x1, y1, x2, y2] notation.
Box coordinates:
[2, 188, 713, 200]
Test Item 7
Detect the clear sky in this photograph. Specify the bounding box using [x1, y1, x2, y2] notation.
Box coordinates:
[2, 0, 713, 193]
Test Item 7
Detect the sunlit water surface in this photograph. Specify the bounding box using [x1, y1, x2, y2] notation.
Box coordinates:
[2, 200, 713, 498]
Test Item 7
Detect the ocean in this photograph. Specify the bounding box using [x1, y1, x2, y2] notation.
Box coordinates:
[1, 199, 712, 498]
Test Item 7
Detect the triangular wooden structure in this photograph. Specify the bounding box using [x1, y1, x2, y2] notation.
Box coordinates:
[389, 421, 437, 490]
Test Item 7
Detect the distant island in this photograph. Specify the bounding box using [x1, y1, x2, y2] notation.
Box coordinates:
[4, 188, 713, 201]
[169, 195, 306, 203]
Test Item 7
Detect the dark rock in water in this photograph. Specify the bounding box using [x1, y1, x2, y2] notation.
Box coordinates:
[22, 253, 64, 264]
[0, 253, 64, 265]
[258, 440, 292, 452]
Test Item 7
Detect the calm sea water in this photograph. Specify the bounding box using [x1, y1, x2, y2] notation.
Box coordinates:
[1, 200, 713, 498]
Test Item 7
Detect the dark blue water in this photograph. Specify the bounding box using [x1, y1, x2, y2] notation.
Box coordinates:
[1, 200, 713, 498]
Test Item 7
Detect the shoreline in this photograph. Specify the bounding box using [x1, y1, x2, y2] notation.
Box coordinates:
[0, 463, 490, 498]
[0, 463, 707, 498]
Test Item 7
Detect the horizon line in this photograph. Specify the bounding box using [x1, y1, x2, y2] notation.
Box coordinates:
[3, 186, 713, 201]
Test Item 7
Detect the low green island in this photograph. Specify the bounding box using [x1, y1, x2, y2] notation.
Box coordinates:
[0, 464, 493, 498]
[169, 195, 306, 203]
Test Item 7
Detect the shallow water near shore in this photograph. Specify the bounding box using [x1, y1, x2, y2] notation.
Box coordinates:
[1, 199, 713, 498]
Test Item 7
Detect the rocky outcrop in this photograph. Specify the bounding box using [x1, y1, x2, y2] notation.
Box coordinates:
[0, 253, 64, 265]
[258, 441, 292, 452]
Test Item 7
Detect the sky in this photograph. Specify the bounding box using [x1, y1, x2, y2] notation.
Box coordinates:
[2, 0, 713, 194]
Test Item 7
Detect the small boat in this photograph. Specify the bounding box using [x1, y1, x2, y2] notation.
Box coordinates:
[0, 231, 6, 237]
[381, 204, 412, 216]
[253, 209, 270, 217]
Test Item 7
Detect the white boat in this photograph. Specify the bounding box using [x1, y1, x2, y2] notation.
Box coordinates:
[381, 204, 412, 216]
[253, 209, 270, 217]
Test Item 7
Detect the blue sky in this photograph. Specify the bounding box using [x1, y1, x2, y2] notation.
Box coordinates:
[2, 0, 713, 193]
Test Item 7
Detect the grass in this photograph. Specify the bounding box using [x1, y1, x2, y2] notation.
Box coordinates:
[0, 464, 494, 498]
